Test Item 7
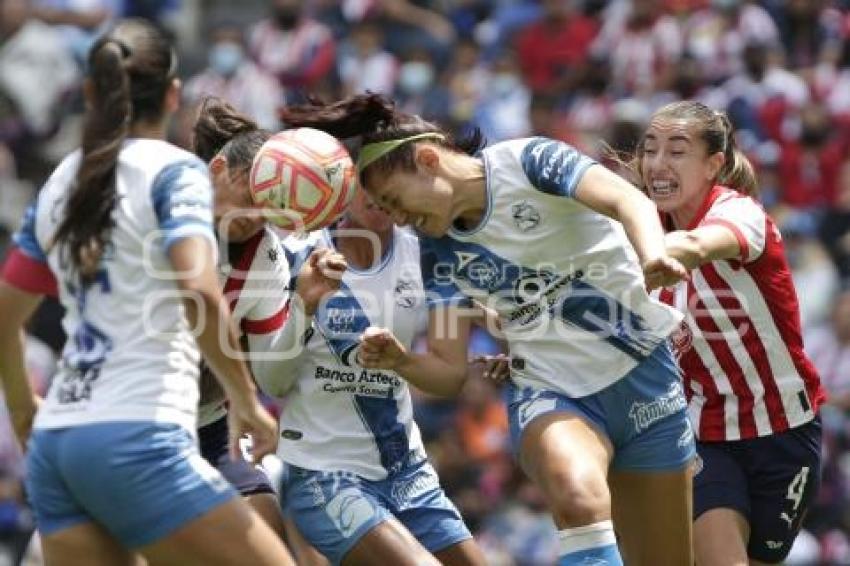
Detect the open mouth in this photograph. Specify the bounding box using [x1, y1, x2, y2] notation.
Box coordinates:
[649, 179, 678, 198]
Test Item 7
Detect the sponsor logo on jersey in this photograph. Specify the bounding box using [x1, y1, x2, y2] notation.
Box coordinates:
[394, 278, 417, 308]
[391, 468, 439, 510]
[628, 381, 687, 433]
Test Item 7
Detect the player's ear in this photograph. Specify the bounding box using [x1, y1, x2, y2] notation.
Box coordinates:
[164, 78, 181, 114]
[415, 146, 440, 173]
[209, 154, 227, 175]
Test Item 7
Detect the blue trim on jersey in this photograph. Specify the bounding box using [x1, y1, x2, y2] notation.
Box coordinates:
[420, 237, 473, 309]
[13, 200, 47, 262]
[150, 159, 214, 250]
[352, 395, 409, 474]
[282, 240, 319, 292]
[315, 283, 372, 366]
[556, 280, 661, 361]
[520, 137, 596, 198]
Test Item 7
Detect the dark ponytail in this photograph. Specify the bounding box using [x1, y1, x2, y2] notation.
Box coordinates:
[280, 92, 485, 184]
[192, 97, 271, 175]
[52, 19, 176, 284]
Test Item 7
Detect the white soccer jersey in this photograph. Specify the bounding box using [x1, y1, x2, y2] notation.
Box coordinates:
[275, 226, 428, 480]
[657, 186, 825, 441]
[422, 137, 682, 397]
[197, 227, 291, 428]
[15, 140, 216, 432]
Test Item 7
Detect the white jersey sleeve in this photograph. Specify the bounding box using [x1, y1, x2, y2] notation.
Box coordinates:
[700, 192, 767, 263]
[150, 158, 216, 252]
[518, 137, 598, 199]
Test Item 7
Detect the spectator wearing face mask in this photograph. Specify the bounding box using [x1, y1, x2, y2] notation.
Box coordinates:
[473, 50, 531, 142]
[394, 48, 452, 124]
[337, 20, 397, 97]
[249, 0, 336, 100]
[184, 21, 283, 131]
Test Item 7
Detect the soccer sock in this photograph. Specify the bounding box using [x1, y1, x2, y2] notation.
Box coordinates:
[557, 520, 623, 565]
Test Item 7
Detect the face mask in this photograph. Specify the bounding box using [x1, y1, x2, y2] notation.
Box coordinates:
[209, 43, 244, 77]
[399, 62, 434, 95]
[491, 73, 520, 96]
[274, 8, 299, 30]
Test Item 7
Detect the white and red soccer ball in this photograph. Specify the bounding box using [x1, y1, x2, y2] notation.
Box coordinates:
[250, 128, 358, 232]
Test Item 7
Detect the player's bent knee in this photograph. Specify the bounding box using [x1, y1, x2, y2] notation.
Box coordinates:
[543, 468, 611, 527]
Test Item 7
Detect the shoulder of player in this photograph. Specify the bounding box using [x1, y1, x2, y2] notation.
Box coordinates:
[703, 187, 765, 222]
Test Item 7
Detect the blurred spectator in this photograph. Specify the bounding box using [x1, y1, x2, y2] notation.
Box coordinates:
[777, 102, 848, 208]
[394, 47, 453, 123]
[473, 49, 531, 141]
[0, 0, 79, 141]
[806, 285, 850, 412]
[704, 40, 810, 146]
[444, 37, 491, 127]
[819, 158, 850, 279]
[683, 0, 780, 85]
[337, 19, 397, 96]
[184, 20, 283, 130]
[527, 94, 572, 142]
[248, 0, 336, 100]
[764, 0, 846, 71]
[590, 0, 683, 98]
[776, 208, 839, 329]
[514, 0, 599, 95]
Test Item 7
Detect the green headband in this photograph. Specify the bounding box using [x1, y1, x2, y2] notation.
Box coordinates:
[356, 132, 446, 174]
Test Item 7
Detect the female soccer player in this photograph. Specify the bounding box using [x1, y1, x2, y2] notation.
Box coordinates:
[255, 188, 486, 566]
[192, 97, 334, 566]
[0, 20, 294, 566]
[635, 101, 825, 566]
[279, 93, 695, 565]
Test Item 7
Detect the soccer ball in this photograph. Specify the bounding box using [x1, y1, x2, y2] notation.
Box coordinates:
[249, 128, 358, 232]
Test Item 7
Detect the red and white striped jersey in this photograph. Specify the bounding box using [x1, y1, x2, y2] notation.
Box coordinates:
[658, 185, 825, 442]
[197, 227, 291, 427]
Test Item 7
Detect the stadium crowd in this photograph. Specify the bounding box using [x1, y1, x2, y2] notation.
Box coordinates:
[0, 0, 849, 563]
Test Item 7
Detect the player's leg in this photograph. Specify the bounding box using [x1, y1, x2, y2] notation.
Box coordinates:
[688, 442, 751, 566]
[140, 496, 294, 566]
[198, 415, 288, 541]
[283, 515, 330, 566]
[606, 343, 695, 565]
[44, 421, 293, 566]
[744, 418, 822, 565]
[609, 466, 693, 565]
[507, 384, 618, 565]
[24, 428, 141, 566]
[388, 458, 486, 566]
[282, 464, 439, 565]
[694, 508, 750, 566]
[341, 518, 439, 566]
[40, 522, 143, 566]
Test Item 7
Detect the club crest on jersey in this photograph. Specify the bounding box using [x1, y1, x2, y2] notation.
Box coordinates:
[511, 200, 541, 232]
[670, 320, 694, 358]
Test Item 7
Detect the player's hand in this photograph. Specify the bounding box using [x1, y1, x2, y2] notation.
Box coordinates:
[227, 400, 278, 465]
[295, 248, 347, 315]
[471, 354, 511, 384]
[643, 255, 689, 290]
[9, 395, 40, 451]
[358, 327, 408, 370]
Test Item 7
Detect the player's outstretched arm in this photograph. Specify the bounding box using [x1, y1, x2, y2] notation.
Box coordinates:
[169, 236, 277, 463]
[358, 305, 473, 397]
[574, 165, 688, 289]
